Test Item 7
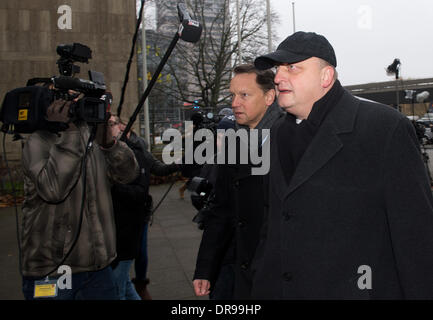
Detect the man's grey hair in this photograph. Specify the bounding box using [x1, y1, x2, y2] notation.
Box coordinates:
[319, 58, 338, 81]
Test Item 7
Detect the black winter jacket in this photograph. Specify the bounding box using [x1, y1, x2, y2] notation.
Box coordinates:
[111, 135, 148, 262]
[193, 102, 284, 299]
[111, 133, 180, 263]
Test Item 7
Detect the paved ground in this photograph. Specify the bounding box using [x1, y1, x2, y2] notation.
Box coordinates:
[0, 181, 207, 300]
[2, 147, 433, 300]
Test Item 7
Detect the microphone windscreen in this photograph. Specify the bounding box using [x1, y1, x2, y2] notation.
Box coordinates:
[416, 91, 430, 103]
[177, 3, 191, 22]
[179, 20, 202, 43]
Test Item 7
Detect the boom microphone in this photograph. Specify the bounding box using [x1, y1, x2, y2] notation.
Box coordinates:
[416, 91, 430, 103]
[120, 3, 202, 141]
[177, 3, 202, 43]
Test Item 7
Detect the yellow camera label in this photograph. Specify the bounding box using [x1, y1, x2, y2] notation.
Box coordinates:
[18, 109, 28, 121]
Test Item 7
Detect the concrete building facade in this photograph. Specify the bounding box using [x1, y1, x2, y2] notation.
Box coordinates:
[0, 0, 139, 164]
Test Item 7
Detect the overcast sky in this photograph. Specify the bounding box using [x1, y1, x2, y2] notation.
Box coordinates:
[141, 0, 433, 86]
[270, 0, 433, 85]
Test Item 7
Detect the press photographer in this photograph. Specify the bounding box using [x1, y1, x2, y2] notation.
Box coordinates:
[178, 109, 233, 201]
[188, 111, 236, 229]
[5, 43, 139, 300]
[109, 115, 180, 300]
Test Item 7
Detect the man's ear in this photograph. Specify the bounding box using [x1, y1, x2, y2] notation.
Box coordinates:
[265, 88, 276, 106]
[321, 66, 335, 88]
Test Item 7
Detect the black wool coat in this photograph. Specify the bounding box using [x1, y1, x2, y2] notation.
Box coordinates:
[194, 104, 284, 299]
[250, 90, 433, 299]
[111, 137, 148, 262]
[193, 158, 268, 299]
[111, 134, 179, 264]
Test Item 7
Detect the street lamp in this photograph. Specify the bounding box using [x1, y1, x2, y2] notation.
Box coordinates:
[266, 0, 272, 51]
[386, 58, 401, 79]
[236, 0, 242, 62]
[386, 58, 401, 111]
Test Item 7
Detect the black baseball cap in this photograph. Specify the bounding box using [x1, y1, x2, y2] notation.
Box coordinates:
[254, 31, 337, 70]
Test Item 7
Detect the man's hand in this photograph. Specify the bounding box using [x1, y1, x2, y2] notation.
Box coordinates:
[109, 118, 122, 140]
[46, 91, 84, 131]
[46, 99, 72, 123]
[193, 279, 211, 296]
[95, 113, 115, 149]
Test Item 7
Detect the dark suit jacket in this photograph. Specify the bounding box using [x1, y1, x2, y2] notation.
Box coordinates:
[193, 152, 268, 299]
[251, 90, 433, 299]
[194, 103, 283, 299]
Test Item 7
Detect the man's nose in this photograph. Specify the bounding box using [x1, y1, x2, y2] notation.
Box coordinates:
[231, 96, 240, 108]
[274, 67, 286, 85]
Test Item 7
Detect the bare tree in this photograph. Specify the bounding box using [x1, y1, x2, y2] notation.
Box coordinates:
[148, 0, 278, 113]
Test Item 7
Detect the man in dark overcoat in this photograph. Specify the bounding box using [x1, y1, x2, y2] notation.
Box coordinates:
[193, 64, 283, 299]
[250, 31, 433, 299]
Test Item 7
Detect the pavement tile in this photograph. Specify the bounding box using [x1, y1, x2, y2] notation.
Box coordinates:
[148, 280, 195, 300]
[0, 182, 205, 300]
[146, 266, 189, 285]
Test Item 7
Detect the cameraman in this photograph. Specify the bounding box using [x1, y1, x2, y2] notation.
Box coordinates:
[21, 96, 139, 300]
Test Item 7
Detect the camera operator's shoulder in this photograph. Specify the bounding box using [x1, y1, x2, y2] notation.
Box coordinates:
[25, 129, 57, 146]
[102, 139, 134, 160]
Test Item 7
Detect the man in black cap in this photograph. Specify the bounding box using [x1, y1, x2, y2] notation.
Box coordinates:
[250, 31, 433, 299]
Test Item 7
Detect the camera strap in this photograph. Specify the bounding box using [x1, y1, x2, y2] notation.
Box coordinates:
[39, 125, 95, 279]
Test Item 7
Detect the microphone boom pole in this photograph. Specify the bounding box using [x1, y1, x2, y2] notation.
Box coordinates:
[120, 32, 180, 141]
[120, 2, 202, 142]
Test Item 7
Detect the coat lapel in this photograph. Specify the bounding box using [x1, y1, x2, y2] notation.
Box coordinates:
[270, 132, 290, 201]
[281, 90, 360, 199]
[284, 120, 342, 198]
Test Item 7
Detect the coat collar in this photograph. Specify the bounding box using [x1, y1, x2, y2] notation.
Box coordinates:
[272, 89, 360, 201]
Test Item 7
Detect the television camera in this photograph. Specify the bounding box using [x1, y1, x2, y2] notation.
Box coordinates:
[0, 43, 111, 134]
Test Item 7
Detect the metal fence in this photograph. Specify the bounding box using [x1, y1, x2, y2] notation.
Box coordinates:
[0, 163, 24, 208]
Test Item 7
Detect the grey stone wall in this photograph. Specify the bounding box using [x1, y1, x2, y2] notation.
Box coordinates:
[0, 0, 139, 163]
